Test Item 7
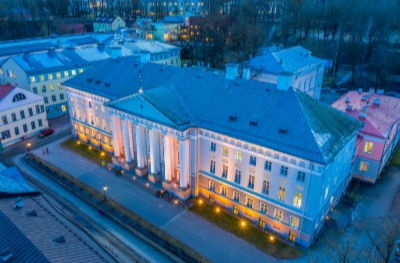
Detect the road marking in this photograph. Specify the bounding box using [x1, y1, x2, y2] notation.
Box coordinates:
[160, 210, 186, 230]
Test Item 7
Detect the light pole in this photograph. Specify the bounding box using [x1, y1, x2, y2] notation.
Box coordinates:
[102, 185, 108, 200]
[26, 143, 31, 154]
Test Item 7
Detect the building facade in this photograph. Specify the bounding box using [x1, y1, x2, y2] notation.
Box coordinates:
[246, 46, 325, 100]
[93, 15, 126, 32]
[65, 63, 362, 247]
[0, 86, 48, 149]
[332, 89, 400, 183]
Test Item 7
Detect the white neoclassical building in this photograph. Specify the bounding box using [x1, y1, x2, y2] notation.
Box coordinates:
[65, 61, 362, 247]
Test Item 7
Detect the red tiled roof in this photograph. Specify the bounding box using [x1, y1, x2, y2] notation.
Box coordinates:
[0, 85, 14, 100]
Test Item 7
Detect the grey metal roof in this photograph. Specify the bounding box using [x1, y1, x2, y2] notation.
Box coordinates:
[108, 68, 362, 164]
[0, 42, 57, 57]
[64, 57, 180, 100]
[0, 167, 37, 195]
[247, 46, 325, 74]
[0, 210, 50, 263]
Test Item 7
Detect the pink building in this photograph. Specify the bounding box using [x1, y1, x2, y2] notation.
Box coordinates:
[332, 89, 400, 183]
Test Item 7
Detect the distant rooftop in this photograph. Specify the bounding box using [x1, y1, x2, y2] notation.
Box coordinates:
[247, 45, 325, 75]
[332, 89, 400, 138]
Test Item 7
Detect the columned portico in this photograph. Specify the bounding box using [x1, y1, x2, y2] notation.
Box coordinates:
[122, 120, 132, 163]
[148, 129, 161, 183]
[135, 124, 148, 176]
[111, 116, 120, 157]
[164, 135, 172, 182]
[179, 139, 190, 188]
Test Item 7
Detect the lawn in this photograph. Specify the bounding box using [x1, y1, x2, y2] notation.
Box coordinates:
[390, 145, 400, 166]
[189, 199, 302, 259]
[61, 138, 112, 166]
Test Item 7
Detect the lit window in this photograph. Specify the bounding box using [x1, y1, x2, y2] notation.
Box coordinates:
[56, 72, 61, 78]
[50, 83, 55, 91]
[39, 75, 44, 81]
[61, 105, 67, 112]
[248, 175, 255, 189]
[30, 76, 36, 83]
[360, 161, 369, 172]
[210, 142, 216, 152]
[264, 161, 272, 171]
[72, 70, 76, 75]
[235, 151, 242, 161]
[103, 119, 107, 130]
[104, 137, 109, 143]
[364, 142, 373, 154]
[79, 68, 83, 73]
[48, 73, 53, 80]
[290, 216, 299, 229]
[234, 170, 241, 184]
[277, 186, 285, 202]
[246, 197, 253, 208]
[101, 105, 105, 112]
[96, 117, 100, 126]
[64, 71, 69, 77]
[58, 83, 62, 90]
[324, 186, 329, 199]
[293, 192, 302, 208]
[274, 209, 283, 221]
[223, 146, 228, 156]
[260, 202, 267, 214]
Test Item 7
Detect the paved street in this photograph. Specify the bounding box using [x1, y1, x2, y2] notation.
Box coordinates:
[31, 136, 282, 263]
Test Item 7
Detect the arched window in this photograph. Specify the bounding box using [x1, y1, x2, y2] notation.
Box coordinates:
[12, 93, 26, 102]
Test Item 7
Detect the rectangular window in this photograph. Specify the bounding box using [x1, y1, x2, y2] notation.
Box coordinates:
[50, 83, 55, 91]
[262, 180, 269, 195]
[31, 121, 36, 130]
[2, 115, 8, 125]
[96, 117, 100, 127]
[38, 119, 42, 127]
[291, 216, 299, 229]
[64, 71, 69, 77]
[210, 142, 216, 152]
[30, 76, 36, 83]
[260, 202, 268, 214]
[52, 95, 56, 102]
[20, 110, 25, 119]
[208, 180, 216, 191]
[39, 75, 44, 81]
[364, 141, 373, 154]
[246, 197, 253, 208]
[264, 161, 272, 171]
[360, 161, 369, 172]
[248, 175, 255, 189]
[274, 209, 283, 221]
[88, 101, 92, 108]
[249, 156, 257, 166]
[280, 166, 288, 176]
[48, 73, 53, 80]
[235, 151, 242, 161]
[293, 192, 302, 208]
[61, 105, 67, 112]
[277, 186, 285, 202]
[222, 165, 228, 178]
[221, 186, 227, 196]
[42, 85, 46, 93]
[297, 171, 305, 182]
[35, 105, 40, 114]
[11, 113, 16, 122]
[101, 105, 105, 112]
[58, 83, 62, 90]
[233, 190, 239, 202]
[223, 146, 228, 156]
[60, 93, 64, 100]
[32, 87, 38, 93]
[56, 72, 61, 78]
[23, 124, 28, 133]
[234, 170, 241, 184]
[44, 97, 48, 104]
[79, 68, 83, 73]
[40, 105, 45, 113]
[102, 119, 107, 130]
[1, 130, 11, 139]
[72, 70, 76, 76]
[14, 127, 19, 136]
[28, 108, 33, 116]
[210, 160, 215, 173]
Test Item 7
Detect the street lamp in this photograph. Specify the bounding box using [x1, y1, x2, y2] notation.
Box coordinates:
[103, 185, 108, 200]
[26, 143, 31, 154]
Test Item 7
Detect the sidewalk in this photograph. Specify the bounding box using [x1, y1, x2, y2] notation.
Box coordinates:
[32, 136, 281, 263]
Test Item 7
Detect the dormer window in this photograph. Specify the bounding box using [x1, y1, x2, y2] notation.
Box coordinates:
[12, 93, 26, 102]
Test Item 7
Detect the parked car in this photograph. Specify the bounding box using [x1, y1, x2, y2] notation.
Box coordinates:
[341, 194, 357, 207]
[39, 128, 54, 138]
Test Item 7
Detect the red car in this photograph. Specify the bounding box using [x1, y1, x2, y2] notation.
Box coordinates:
[39, 128, 54, 138]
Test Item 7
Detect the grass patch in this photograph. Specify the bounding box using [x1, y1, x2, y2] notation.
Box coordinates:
[390, 145, 400, 166]
[189, 199, 302, 259]
[61, 138, 112, 166]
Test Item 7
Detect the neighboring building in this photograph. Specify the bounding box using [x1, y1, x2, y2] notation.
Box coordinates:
[246, 46, 325, 100]
[64, 58, 180, 153]
[152, 15, 185, 41]
[131, 18, 154, 39]
[0, 85, 48, 149]
[66, 61, 362, 247]
[142, 0, 207, 18]
[332, 89, 400, 183]
[0, 165, 116, 263]
[93, 15, 126, 32]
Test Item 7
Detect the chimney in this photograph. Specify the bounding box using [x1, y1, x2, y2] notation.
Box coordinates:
[373, 98, 381, 106]
[139, 52, 150, 63]
[359, 112, 366, 119]
[110, 46, 122, 59]
[225, 63, 238, 80]
[377, 89, 384, 95]
[346, 105, 353, 111]
[357, 88, 363, 94]
[345, 97, 350, 103]
[242, 68, 250, 80]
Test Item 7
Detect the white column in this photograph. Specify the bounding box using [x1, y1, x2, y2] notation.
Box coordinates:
[135, 125, 145, 168]
[111, 116, 120, 157]
[149, 129, 160, 174]
[164, 135, 172, 181]
[128, 122, 135, 161]
[122, 120, 132, 163]
[179, 139, 189, 188]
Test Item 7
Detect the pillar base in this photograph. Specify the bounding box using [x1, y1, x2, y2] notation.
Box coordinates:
[148, 173, 161, 183]
[135, 166, 148, 177]
[122, 160, 135, 171]
[162, 181, 191, 200]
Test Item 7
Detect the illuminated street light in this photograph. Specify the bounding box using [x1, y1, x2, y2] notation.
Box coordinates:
[198, 199, 203, 205]
[26, 143, 31, 154]
[241, 221, 246, 228]
[216, 207, 220, 213]
[103, 185, 108, 200]
[269, 235, 275, 242]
